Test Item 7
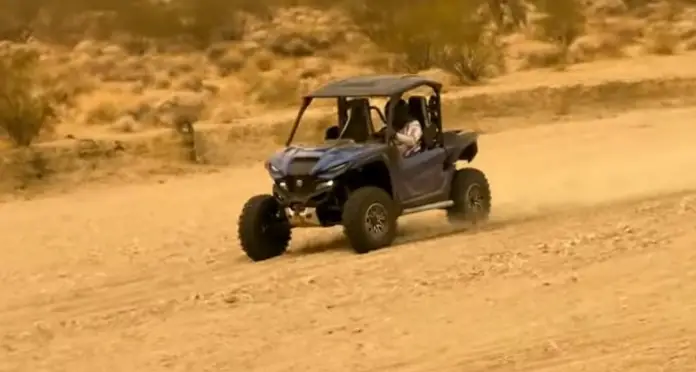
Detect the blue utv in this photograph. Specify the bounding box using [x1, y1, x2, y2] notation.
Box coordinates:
[237, 75, 491, 261]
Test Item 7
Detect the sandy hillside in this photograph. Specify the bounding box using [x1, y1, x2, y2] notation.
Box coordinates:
[1, 102, 696, 371]
[4, 0, 696, 144]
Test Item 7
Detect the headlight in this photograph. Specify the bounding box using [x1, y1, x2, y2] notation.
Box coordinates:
[316, 180, 335, 190]
[266, 161, 281, 173]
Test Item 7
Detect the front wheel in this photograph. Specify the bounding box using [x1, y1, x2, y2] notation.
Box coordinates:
[342, 187, 397, 254]
[238, 194, 291, 261]
[447, 168, 492, 223]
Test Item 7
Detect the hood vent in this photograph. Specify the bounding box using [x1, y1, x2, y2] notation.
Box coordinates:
[287, 157, 318, 175]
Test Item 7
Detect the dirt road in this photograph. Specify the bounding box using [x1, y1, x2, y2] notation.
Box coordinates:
[1, 106, 695, 371]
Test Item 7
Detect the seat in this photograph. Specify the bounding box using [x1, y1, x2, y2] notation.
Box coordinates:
[324, 125, 340, 140]
[407, 96, 436, 150]
[339, 98, 371, 143]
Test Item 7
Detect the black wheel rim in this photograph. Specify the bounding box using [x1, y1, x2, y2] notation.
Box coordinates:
[365, 203, 388, 239]
[261, 208, 285, 235]
[466, 184, 485, 215]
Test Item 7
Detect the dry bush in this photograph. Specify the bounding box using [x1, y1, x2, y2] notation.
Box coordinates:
[83, 99, 121, 125]
[0, 0, 276, 48]
[643, 22, 680, 54]
[512, 40, 565, 69]
[528, 0, 586, 67]
[600, 17, 647, 44]
[638, 0, 696, 54]
[206, 43, 246, 76]
[344, 0, 450, 71]
[623, 0, 656, 9]
[623, 0, 696, 12]
[567, 32, 624, 63]
[435, 24, 506, 83]
[533, 0, 586, 46]
[429, 0, 507, 82]
[245, 69, 303, 107]
[0, 0, 41, 42]
[487, 0, 530, 30]
[0, 48, 54, 147]
[343, 0, 512, 83]
[38, 66, 97, 108]
[586, 0, 629, 16]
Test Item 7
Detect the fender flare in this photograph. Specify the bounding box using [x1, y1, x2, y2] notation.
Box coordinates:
[444, 132, 479, 164]
[459, 141, 478, 162]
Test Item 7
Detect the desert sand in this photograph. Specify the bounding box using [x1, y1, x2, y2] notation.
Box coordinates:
[3, 1, 696, 370]
[1, 101, 695, 371]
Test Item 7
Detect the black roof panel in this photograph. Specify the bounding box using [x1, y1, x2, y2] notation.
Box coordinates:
[307, 74, 442, 98]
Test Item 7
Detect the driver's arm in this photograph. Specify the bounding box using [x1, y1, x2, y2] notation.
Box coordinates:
[395, 121, 422, 146]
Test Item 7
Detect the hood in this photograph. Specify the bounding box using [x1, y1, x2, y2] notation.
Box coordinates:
[268, 141, 385, 177]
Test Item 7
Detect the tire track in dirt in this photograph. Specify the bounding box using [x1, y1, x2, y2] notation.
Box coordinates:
[72, 198, 694, 372]
[368, 229, 696, 372]
[0, 214, 547, 334]
[412, 323, 693, 372]
[1, 107, 695, 363]
[2, 192, 694, 371]
[0, 189, 692, 340]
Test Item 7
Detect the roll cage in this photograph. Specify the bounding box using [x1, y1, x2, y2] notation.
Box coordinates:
[284, 75, 444, 149]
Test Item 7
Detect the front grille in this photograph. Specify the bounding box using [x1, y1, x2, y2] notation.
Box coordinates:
[284, 176, 317, 195]
[287, 157, 318, 175]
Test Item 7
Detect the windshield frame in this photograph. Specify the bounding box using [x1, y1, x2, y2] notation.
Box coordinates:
[285, 96, 387, 147]
[284, 82, 442, 147]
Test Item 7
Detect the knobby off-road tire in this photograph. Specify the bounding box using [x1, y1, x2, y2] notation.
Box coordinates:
[447, 167, 492, 223]
[342, 187, 397, 254]
[238, 194, 291, 261]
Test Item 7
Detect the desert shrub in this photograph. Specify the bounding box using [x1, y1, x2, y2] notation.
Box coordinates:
[643, 22, 680, 54]
[109, 0, 261, 47]
[343, 0, 513, 83]
[513, 40, 565, 69]
[486, 0, 529, 30]
[0, 0, 276, 47]
[0, 48, 54, 147]
[345, 0, 439, 71]
[432, 5, 506, 83]
[566, 33, 624, 63]
[246, 69, 303, 107]
[0, 0, 42, 41]
[533, 0, 586, 47]
[529, 0, 585, 67]
[623, 0, 660, 10]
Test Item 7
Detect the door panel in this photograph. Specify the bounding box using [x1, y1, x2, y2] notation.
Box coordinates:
[397, 148, 448, 201]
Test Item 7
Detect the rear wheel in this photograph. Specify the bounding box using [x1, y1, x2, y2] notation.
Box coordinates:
[342, 187, 397, 254]
[238, 194, 291, 261]
[447, 168, 491, 223]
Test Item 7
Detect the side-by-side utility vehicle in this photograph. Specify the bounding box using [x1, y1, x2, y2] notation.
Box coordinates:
[237, 75, 491, 261]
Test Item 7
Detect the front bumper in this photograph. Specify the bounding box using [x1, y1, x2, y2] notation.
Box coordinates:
[273, 177, 336, 207]
[284, 207, 321, 227]
[274, 177, 337, 227]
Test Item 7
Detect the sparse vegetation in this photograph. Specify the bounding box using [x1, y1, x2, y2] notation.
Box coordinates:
[343, 0, 512, 83]
[0, 0, 274, 46]
[532, 0, 586, 66]
[644, 22, 681, 54]
[0, 0, 694, 147]
[0, 47, 54, 147]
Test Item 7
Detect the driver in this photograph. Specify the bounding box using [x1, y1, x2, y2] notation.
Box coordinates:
[387, 99, 422, 157]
